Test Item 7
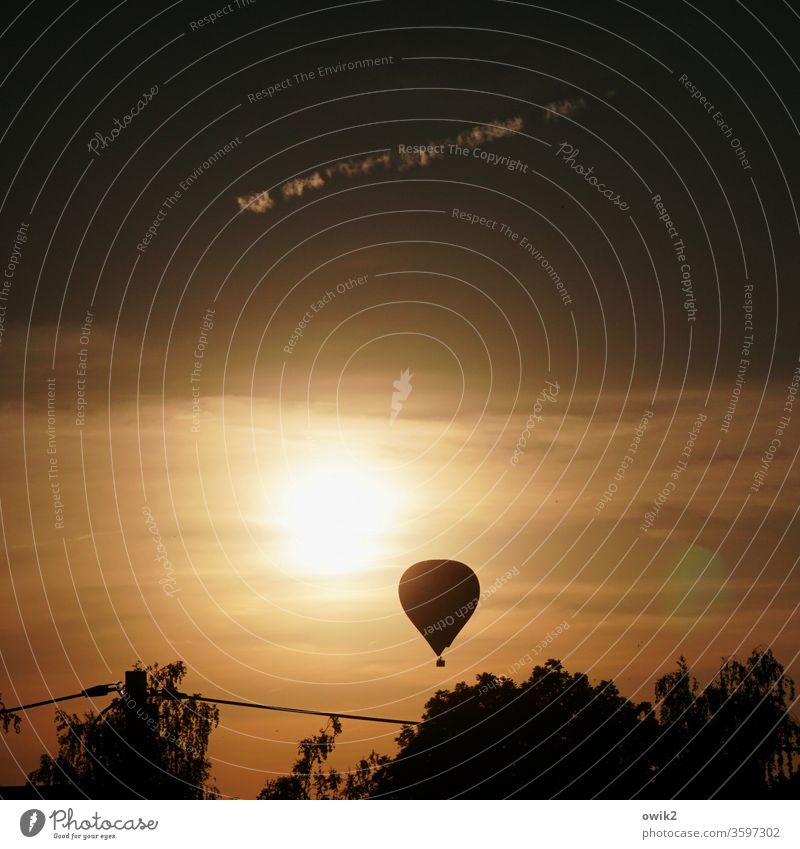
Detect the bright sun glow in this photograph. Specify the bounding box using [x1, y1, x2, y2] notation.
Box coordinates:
[275, 460, 401, 574]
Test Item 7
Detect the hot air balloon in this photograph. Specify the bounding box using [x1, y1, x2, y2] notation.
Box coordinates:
[399, 559, 480, 667]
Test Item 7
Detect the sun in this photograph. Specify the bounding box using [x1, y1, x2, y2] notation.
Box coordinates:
[274, 459, 401, 575]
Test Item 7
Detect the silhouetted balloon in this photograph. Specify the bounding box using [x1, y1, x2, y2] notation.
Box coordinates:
[399, 560, 480, 666]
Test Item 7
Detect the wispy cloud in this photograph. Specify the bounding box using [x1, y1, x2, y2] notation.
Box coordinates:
[235, 189, 274, 212]
[281, 171, 326, 199]
[452, 117, 524, 146]
[237, 117, 523, 213]
[543, 96, 587, 122]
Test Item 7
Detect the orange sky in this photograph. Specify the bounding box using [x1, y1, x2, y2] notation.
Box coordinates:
[2, 0, 799, 800]
[2, 372, 798, 796]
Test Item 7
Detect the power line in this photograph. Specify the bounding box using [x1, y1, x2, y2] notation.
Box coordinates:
[1, 682, 416, 725]
[0, 684, 118, 715]
[166, 690, 415, 725]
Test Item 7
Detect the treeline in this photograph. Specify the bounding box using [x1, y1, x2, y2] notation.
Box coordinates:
[260, 648, 800, 799]
[3, 648, 798, 799]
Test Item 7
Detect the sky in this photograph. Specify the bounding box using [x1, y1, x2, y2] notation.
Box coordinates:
[1, 0, 799, 798]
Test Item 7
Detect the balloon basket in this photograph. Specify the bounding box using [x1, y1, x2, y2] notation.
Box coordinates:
[436, 657, 445, 667]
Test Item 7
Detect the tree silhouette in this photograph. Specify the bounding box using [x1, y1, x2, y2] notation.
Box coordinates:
[28, 661, 219, 799]
[260, 649, 800, 799]
[15, 648, 798, 799]
[652, 648, 800, 798]
[258, 717, 389, 799]
[1, 693, 20, 734]
[374, 661, 658, 799]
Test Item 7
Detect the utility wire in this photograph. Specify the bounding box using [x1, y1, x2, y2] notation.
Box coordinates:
[0, 684, 118, 715]
[166, 690, 415, 725]
[2, 684, 416, 725]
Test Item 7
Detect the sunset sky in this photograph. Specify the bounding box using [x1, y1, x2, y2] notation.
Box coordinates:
[1, 0, 798, 798]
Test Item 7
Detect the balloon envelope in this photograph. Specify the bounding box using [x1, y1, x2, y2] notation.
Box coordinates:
[399, 560, 480, 659]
